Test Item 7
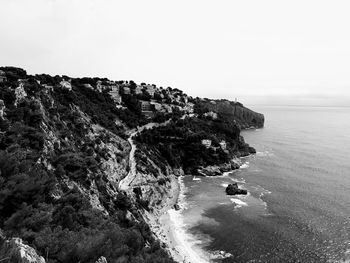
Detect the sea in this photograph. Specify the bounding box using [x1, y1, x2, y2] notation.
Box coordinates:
[176, 106, 350, 263]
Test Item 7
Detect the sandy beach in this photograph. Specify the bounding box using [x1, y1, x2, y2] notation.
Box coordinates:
[143, 176, 210, 263]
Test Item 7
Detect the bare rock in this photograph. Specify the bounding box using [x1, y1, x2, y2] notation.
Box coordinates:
[225, 183, 248, 195]
[0, 237, 45, 263]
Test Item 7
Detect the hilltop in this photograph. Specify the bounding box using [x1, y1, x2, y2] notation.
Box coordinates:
[0, 67, 263, 263]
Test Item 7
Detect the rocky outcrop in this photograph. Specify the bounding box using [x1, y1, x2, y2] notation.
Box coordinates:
[198, 99, 264, 129]
[197, 159, 241, 176]
[233, 105, 264, 129]
[0, 234, 45, 263]
[226, 183, 247, 195]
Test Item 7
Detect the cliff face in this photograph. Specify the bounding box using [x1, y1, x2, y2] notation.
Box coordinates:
[0, 66, 264, 263]
[195, 99, 265, 129]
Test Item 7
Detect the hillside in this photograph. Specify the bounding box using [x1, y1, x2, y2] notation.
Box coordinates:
[0, 67, 264, 263]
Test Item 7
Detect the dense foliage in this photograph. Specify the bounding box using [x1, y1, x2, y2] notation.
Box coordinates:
[135, 114, 245, 174]
[0, 67, 174, 263]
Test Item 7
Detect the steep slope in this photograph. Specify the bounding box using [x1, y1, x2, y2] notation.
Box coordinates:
[0, 67, 264, 263]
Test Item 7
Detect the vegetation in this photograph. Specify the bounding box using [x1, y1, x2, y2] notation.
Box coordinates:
[0, 67, 174, 263]
[135, 114, 244, 174]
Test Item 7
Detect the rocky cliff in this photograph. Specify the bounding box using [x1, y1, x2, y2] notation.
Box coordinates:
[195, 99, 264, 129]
[0, 66, 264, 263]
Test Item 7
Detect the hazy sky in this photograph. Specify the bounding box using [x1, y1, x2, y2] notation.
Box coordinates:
[1, 0, 350, 106]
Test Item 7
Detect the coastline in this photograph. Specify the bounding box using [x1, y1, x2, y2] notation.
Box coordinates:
[143, 175, 210, 263]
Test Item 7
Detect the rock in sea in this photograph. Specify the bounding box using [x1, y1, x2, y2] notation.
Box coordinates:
[225, 183, 248, 195]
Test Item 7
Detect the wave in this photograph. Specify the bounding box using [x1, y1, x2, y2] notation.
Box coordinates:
[230, 198, 248, 208]
[230, 178, 246, 184]
[240, 162, 249, 169]
[167, 176, 236, 263]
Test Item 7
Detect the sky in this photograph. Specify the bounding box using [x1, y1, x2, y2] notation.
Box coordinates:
[1, 0, 350, 106]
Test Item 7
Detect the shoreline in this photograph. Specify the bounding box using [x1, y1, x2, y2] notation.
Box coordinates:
[143, 175, 210, 263]
[143, 162, 249, 263]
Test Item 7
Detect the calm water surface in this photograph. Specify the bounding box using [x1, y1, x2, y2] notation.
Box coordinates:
[182, 106, 350, 263]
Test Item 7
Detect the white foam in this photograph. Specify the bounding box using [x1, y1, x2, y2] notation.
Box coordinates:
[230, 178, 246, 184]
[193, 176, 202, 181]
[221, 183, 229, 188]
[210, 250, 233, 260]
[230, 198, 248, 208]
[240, 162, 249, 169]
[166, 177, 211, 263]
[256, 151, 274, 157]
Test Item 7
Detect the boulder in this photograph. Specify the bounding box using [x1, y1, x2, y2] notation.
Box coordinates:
[230, 159, 241, 170]
[197, 166, 221, 176]
[173, 204, 180, 211]
[225, 183, 248, 195]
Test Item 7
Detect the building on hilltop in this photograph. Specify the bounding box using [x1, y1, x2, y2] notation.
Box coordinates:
[140, 101, 154, 118]
[135, 86, 143, 95]
[109, 86, 121, 104]
[146, 85, 155, 97]
[123, 87, 130, 95]
[201, 139, 212, 148]
[204, 111, 218, 119]
[140, 101, 152, 111]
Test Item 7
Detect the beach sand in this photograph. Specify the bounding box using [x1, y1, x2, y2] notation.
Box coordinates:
[143, 176, 209, 263]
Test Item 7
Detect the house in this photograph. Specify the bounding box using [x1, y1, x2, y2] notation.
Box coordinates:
[0, 70, 6, 82]
[204, 111, 218, 119]
[146, 85, 155, 97]
[140, 101, 152, 112]
[123, 87, 130, 95]
[135, 86, 143, 95]
[201, 139, 212, 148]
[219, 140, 227, 150]
[109, 86, 121, 104]
[140, 101, 154, 118]
[150, 102, 162, 111]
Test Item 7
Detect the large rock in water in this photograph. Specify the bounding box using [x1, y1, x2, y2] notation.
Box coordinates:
[225, 183, 247, 195]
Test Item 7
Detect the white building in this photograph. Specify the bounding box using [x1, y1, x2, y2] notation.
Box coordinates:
[123, 87, 130, 94]
[146, 85, 155, 97]
[204, 111, 218, 119]
[135, 86, 143, 94]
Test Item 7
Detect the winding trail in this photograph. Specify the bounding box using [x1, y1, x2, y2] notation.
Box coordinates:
[118, 119, 171, 191]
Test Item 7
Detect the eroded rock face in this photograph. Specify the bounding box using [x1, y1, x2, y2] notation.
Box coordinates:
[197, 160, 241, 176]
[198, 100, 265, 129]
[0, 236, 45, 263]
[225, 183, 247, 195]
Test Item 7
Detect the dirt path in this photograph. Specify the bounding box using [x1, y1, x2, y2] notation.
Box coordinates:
[118, 119, 171, 191]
